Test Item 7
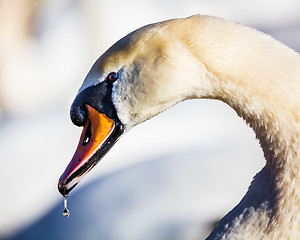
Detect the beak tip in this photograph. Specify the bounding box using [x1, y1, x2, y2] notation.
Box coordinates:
[58, 177, 78, 197]
[58, 177, 68, 197]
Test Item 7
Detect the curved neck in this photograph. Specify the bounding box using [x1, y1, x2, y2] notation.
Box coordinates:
[212, 62, 300, 233]
[177, 17, 300, 181]
[214, 66, 300, 177]
[178, 17, 300, 238]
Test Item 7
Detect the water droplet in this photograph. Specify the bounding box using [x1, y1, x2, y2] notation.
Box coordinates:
[62, 196, 70, 218]
[63, 208, 70, 217]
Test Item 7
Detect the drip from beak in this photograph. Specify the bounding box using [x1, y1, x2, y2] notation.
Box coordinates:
[58, 105, 123, 196]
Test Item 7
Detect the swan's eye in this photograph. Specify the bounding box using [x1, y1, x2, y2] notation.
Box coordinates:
[107, 72, 118, 82]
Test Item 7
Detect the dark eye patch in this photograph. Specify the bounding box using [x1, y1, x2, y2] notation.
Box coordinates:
[70, 79, 120, 127]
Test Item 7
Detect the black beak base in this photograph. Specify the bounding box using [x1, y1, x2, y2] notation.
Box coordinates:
[58, 79, 124, 196]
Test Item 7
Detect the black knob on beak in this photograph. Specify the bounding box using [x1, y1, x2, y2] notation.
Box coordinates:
[70, 100, 87, 127]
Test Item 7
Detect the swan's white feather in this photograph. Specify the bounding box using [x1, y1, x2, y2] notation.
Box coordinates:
[82, 15, 300, 239]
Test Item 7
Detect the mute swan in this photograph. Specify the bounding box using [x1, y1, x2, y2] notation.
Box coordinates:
[58, 15, 300, 239]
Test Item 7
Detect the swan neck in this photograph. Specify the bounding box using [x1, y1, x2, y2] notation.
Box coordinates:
[177, 17, 300, 179]
[158, 16, 300, 239]
[182, 17, 300, 238]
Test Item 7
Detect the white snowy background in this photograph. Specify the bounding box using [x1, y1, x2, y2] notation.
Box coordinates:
[0, 0, 299, 239]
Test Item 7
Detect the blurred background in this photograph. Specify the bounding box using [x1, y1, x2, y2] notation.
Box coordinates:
[0, 0, 299, 239]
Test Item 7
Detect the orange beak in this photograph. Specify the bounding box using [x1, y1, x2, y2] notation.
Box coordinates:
[58, 105, 123, 196]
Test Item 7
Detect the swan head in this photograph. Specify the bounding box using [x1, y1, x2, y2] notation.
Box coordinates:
[58, 17, 210, 196]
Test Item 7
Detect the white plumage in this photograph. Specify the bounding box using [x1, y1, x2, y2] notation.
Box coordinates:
[77, 15, 300, 239]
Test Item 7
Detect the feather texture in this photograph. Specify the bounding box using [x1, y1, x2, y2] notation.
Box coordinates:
[80, 15, 300, 239]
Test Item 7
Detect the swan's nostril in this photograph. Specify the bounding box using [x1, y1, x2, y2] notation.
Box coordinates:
[82, 122, 92, 145]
